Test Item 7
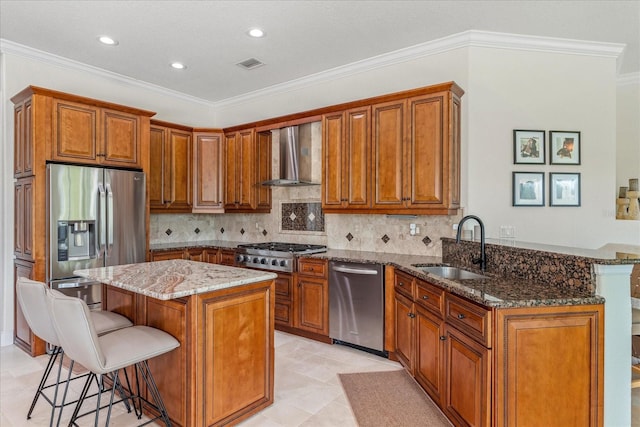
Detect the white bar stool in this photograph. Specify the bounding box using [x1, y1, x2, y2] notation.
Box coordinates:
[47, 288, 179, 426]
[16, 277, 133, 426]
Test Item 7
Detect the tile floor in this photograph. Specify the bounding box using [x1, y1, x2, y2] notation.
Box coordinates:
[1, 331, 403, 426]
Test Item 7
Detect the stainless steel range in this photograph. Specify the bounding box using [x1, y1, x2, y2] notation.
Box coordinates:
[235, 242, 327, 273]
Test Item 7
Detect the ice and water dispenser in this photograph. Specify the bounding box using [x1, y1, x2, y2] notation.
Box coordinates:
[56, 220, 96, 261]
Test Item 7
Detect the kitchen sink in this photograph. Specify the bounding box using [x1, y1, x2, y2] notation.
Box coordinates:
[414, 265, 486, 280]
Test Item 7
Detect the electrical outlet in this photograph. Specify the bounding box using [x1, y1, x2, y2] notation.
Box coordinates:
[500, 225, 515, 238]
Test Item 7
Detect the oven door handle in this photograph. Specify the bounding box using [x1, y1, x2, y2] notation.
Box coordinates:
[332, 266, 379, 275]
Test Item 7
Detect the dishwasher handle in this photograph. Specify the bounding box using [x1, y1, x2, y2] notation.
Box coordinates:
[332, 266, 379, 275]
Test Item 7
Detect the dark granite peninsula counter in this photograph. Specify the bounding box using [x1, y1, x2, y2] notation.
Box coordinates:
[76, 260, 277, 427]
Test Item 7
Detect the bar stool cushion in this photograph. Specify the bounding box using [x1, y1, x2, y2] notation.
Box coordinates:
[48, 291, 179, 375]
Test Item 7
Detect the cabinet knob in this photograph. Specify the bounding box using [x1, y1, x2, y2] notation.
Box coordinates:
[399, 282, 404, 286]
[408, 312, 416, 318]
[422, 295, 429, 300]
[298, 282, 301, 288]
[457, 313, 466, 319]
[439, 336, 446, 341]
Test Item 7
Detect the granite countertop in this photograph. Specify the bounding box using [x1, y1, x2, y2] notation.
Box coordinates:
[149, 240, 243, 251]
[75, 260, 277, 300]
[311, 249, 604, 308]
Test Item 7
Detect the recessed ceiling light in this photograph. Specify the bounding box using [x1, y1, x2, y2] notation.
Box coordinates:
[171, 62, 186, 70]
[247, 28, 265, 38]
[98, 36, 118, 46]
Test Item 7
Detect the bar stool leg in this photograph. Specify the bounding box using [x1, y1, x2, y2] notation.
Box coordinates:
[138, 361, 172, 426]
[27, 346, 62, 419]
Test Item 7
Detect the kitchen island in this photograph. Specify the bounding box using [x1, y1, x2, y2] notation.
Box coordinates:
[75, 260, 277, 427]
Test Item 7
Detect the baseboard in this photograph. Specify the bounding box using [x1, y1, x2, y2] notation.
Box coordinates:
[0, 330, 14, 347]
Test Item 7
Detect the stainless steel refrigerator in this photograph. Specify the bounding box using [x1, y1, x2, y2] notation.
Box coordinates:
[47, 163, 146, 309]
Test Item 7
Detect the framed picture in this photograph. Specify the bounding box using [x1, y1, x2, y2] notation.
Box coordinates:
[513, 172, 545, 206]
[550, 131, 581, 165]
[550, 173, 581, 206]
[513, 130, 545, 164]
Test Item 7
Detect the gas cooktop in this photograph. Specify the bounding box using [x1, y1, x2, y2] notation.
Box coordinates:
[235, 242, 327, 273]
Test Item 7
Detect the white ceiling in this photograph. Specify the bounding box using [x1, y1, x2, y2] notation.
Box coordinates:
[1, 1, 638, 104]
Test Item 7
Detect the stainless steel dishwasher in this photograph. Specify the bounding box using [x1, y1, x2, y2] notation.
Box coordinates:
[329, 261, 385, 355]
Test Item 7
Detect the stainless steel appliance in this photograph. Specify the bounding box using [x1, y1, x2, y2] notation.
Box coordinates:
[235, 242, 326, 273]
[47, 163, 146, 309]
[329, 261, 385, 355]
[260, 123, 319, 186]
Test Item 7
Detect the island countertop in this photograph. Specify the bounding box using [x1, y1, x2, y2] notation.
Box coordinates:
[75, 259, 277, 300]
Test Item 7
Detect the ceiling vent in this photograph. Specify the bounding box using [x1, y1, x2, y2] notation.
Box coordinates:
[236, 58, 265, 70]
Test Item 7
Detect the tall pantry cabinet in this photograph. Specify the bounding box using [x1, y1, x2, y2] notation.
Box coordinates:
[11, 86, 154, 356]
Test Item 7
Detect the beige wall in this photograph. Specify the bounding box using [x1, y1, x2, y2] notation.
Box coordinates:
[616, 76, 640, 191]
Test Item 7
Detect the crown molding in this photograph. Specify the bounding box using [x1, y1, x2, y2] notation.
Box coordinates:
[618, 72, 640, 87]
[1, 30, 629, 110]
[213, 30, 627, 108]
[0, 38, 212, 106]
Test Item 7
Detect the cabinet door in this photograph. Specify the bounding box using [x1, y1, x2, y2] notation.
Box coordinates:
[223, 132, 239, 210]
[52, 99, 99, 163]
[444, 324, 491, 427]
[14, 99, 33, 177]
[494, 306, 603, 427]
[236, 129, 256, 210]
[150, 250, 185, 261]
[372, 100, 405, 208]
[394, 291, 415, 373]
[14, 261, 45, 357]
[256, 131, 272, 211]
[101, 109, 140, 168]
[218, 249, 236, 266]
[322, 112, 345, 207]
[407, 94, 444, 207]
[274, 273, 293, 327]
[187, 248, 206, 262]
[295, 276, 328, 335]
[14, 177, 34, 261]
[193, 132, 224, 213]
[345, 107, 371, 208]
[166, 128, 192, 211]
[149, 126, 166, 209]
[415, 305, 445, 406]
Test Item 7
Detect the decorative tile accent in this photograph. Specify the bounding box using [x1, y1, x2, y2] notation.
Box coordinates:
[165, 229, 172, 236]
[281, 202, 325, 232]
[220, 227, 225, 234]
[240, 228, 245, 235]
[422, 236, 432, 246]
[346, 233, 354, 242]
[194, 228, 200, 234]
[381, 234, 390, 244]
[262, 229, 268, 236]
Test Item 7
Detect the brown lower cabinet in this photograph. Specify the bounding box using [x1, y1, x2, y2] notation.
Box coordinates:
[393, 268, 603, 427]
[149, 248, 234, 265]
[103, 278, 275, 427]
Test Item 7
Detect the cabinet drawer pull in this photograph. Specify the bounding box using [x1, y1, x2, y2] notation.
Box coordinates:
[422, 295, 429, 300]
[457, 313, 466, 319]
[439, 336, 446, 341]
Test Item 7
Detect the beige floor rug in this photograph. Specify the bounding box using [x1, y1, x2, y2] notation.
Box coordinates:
[339, 369, 452, 427]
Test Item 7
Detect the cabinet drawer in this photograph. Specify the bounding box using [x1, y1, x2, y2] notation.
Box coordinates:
[445, 293, 492, 347]
[394, 270, 415, 299]
[275, 300, 292, 326]
[298, 258, 327, 277]
[219, 249, 236, 266]
[416, 279, 444, 317]
[275, 274, 293, 300]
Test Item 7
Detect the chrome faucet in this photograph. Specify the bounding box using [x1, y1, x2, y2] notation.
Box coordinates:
[455, 215, 486, 272]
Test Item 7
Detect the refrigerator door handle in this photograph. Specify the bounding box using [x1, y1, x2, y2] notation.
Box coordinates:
[106, 183, 114, 254]
[98, 183, 107, 256]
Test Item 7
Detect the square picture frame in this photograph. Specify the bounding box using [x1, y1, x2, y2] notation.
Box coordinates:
[513, 172, 545, 206]
[513, 129, 545, 164]
[550, 131, 581, 165]
[550, 173, 581, 207]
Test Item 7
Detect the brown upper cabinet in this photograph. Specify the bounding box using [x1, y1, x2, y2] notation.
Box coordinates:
[223, 128, 272, 213]
[51, 99, 144, 168]
[321, 83, 463, 215]
[149, 121, 193, 213]
[192, 130, 225, 213]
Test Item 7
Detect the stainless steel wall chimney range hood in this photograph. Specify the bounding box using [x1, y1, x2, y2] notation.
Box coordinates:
[261, 123, 319, 186]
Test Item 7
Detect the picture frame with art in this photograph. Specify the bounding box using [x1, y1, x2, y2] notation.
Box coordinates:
[513, 129, 545, 164]
[550, 131, 581, 165]
[550, 172, 581, 207]
[512, 172, 545, 206]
